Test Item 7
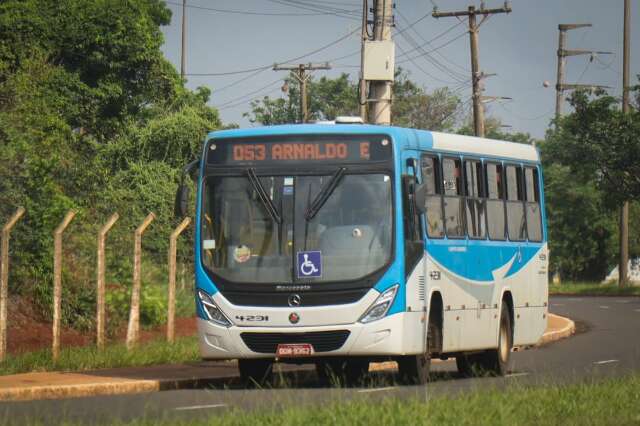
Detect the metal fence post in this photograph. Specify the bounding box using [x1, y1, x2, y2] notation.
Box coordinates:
[126, 213, 155, 350]
[96, 213, 119, 350]
[52, 210, 76, 361]
[0, 207, 25, 362]
[167, 217, 191, 343]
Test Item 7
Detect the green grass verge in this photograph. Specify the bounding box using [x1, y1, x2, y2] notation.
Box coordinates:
[38, 374, 640, 425]
[0, 336, 199, 376]
[550, 281, 640, 296]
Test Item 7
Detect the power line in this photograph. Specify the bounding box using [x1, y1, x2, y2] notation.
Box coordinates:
[214, 78, 284, 109]
[497, 102, 554, 122]
[165, 1, 347, 16]
[395, 41, 465, 85]
[194, 50, 360, 104]
[186, 27, 359, 76]
[210, 69, 269, 94]
[396, 10, 469, 75]
[265, 0, 360, 20]
[217, 86, 283, 111]
[396, 28, 468, 83]
[575, 58, 592, 84]
[396, 30, 468, 65]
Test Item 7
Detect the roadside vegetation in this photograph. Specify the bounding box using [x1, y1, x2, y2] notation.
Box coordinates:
[550, 281, 640, 296]
[15, 374, 640, 425]
[0, 336, 199, 376]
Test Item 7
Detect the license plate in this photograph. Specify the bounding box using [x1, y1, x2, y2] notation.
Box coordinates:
[276, 343, 314, 357]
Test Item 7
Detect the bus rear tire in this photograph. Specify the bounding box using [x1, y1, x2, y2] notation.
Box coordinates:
[480, 307, 512, 376]
[456, 308, 512, 377]
[238, 359, 273, 386]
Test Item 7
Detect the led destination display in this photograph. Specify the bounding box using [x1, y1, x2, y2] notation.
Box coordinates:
[207, 136, 392, 165]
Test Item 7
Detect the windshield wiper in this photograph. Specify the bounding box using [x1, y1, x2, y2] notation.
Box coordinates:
[305, 167, 346, 221]
[246, 168, 282, 224]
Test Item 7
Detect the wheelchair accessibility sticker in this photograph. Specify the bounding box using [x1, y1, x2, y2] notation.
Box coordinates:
[297, 251, 322, 278]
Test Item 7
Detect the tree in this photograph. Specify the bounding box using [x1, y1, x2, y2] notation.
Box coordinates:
[244, 69, 461, 130]
[543, 90, 640, 284]
[546, 91, 640, 206]
[457, 117, 536, 144]
[392, 71, 460, 131]
[0, 0, 220, 329]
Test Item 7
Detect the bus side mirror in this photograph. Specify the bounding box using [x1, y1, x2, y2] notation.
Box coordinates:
[414, 183, 427, 214]
[175, 184, 190, 218]
[175, 158, 200, 218]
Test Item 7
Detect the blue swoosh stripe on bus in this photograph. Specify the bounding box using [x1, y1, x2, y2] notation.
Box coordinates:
[426, 242, 542, 282]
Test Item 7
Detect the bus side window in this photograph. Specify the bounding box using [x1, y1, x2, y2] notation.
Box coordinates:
[505, 164, 526, 241]
[486, 162, 506, 240]
[524, 167, 542, 242]
[402, 168, 424, 275]
[464, 159, 487, 239]
[420, 155, 444, 238]
[443, 157, 465, 238]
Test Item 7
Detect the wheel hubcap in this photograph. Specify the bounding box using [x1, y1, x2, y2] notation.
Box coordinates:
[499, 324, 508, 362]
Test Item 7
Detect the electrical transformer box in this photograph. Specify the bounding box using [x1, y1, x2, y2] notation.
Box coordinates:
[363, 40, 395, 81]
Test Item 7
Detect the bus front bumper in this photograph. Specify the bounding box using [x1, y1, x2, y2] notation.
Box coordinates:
[197, 311, 426, 360]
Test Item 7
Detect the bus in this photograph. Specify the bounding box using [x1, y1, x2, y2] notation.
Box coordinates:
[176, 121, 548, 385]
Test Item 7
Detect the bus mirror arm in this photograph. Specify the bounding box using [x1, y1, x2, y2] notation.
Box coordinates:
[414, 183, 427, 214]
[175, 158, 200, 218]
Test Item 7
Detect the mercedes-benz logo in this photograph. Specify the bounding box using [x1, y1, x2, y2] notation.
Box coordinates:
[288, 294, 301, 307]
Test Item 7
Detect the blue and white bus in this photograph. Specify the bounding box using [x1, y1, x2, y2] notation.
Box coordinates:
[178, 121, 548, 385]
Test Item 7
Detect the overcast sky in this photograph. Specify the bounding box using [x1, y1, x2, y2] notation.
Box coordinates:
[160, 0, 639, 139]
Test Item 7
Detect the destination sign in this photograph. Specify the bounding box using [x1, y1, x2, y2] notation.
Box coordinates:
[206, 136, 392, 165]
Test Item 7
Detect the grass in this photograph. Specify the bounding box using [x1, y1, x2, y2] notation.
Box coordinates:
[550, 280, 640, 296]
[0, 336, 199, 376]
[19, 374, 640, 425]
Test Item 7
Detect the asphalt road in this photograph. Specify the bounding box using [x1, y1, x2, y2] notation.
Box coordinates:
[2, 296, 639, 425]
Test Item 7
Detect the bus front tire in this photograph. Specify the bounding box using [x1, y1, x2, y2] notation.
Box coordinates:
[238, 359, 273, 386]
[316, 359, 369, 386]
[397, 353, 430, 385]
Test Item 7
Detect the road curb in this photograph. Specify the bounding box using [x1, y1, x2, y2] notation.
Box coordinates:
[536, 313, 575, 346]
[0, 375, 231, 402]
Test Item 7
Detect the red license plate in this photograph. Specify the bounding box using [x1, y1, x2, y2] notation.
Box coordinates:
[276, 343, 314, 357]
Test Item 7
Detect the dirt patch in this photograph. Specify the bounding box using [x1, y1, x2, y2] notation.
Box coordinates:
[6, 296, 197, 355]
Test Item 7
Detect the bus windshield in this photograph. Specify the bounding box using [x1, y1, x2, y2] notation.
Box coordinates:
[201, 173, 392, 284]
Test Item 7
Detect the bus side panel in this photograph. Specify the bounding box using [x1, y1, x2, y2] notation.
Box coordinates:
[426, 251, 498, 353]
[405, 256, 428, 354]
[511, 242, 548, 346]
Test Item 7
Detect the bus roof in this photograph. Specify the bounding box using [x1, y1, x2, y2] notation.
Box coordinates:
[207, 124, 539, 163]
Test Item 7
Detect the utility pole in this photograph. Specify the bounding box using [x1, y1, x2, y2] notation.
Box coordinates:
[181, 0, 186, 79]
[273, 62, 331, 123]
[359, 0, 369, 121]
[433, 3, 512, 137]
[368, 0, 394, 125]
[554, 24, 612, 119]
[620, 0, 631, 287]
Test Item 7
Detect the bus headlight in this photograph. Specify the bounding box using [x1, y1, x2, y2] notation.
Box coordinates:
[359, 284, 399, 324]
[197, 290, 232, 327]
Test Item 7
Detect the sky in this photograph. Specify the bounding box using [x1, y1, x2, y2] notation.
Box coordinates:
[160, 0, 639, 139]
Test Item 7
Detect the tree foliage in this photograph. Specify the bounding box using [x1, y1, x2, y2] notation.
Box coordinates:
[244, 69, 460, 130]
[0, 0, 220, 329]
[545, 91, 640, 205]
[540, 89, 640, 280]
[457, 117, 536, 144]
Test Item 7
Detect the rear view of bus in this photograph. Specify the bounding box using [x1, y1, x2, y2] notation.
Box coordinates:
[184, 123, 547, 385]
